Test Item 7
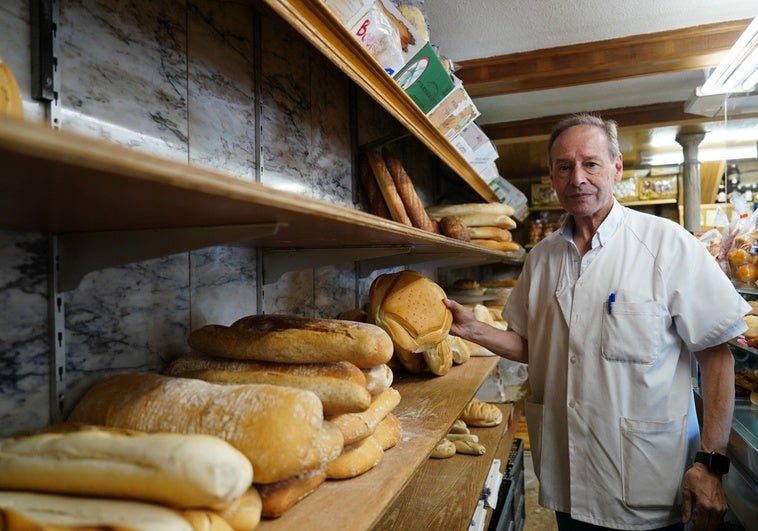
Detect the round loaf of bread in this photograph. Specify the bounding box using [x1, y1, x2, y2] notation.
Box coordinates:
[369, 270, 452, 353]
[421, 337, 453, 376]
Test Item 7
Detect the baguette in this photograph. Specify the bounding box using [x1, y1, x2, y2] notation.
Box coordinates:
[445, 433, 479, 443]
[426, 202, 515, 219]
[188, 314, 393, 369]
[212, 489, 261, 531]
[429, 438, 456, 459]
[0, 492, 194, 531]
[359, 152, 392, 220]
[382, 147, 438, 233]
[365, 149, 413, 226]
[164, 352, 370, 415]
[471, 239, 521, 252]
[67, 372, 343, 485]
[0, 425, 253, 509]
[457, 213, 516, 229]
[452, 439, 486, 456]
[467, 226, 512, 241]
[361, 363, 393, 396]
[438, 215, 470, 241]
[181, 510, 233, 531]
[373, 413, 402, 450]
[450, 335, 471, 365]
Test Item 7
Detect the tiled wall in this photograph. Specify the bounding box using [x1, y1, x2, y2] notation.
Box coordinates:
[0, 0, 435, 435]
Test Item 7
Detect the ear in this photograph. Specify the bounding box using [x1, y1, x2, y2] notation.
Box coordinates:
[613, 154, 623, 182]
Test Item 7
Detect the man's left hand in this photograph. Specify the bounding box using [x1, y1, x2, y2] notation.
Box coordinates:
[680, 463, 728, 531]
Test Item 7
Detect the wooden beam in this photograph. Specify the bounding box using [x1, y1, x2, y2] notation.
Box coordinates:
[481, 101, 758, 144]
[457, 20, 751, 98]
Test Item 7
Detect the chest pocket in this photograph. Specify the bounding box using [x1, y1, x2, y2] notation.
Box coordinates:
[601, 300, 668, 364]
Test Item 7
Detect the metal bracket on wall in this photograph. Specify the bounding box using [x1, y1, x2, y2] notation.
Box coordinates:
[31, 0, 60, 129]
[48, 236, 66, 423]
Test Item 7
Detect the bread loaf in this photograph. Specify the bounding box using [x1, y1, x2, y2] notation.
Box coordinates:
[438, 216, 470, 241]
[67, 372, 343, 484]
[325, 435, 384, 479]
[393, 345, 427, 373]
[450, 335, 471, 365]
[382, 147, 438, 233]
[452, 439, 486, 456]
[372, 413, 402, 450]
[327, 387, 401, 445]
[421, 337, 453, 376]
[449, 419, 469, 434]
[471, 239, 521, 252]
[257, 468, 326, 518]
[181, 510, 234, 531]
[365, 149, 413, 226]
[0, 57, 23, 119]
[361, 363, 393, 396]
[188, 314, 393, 369]
[0, 425, 252, 509]
[468, 226, 512, 241]
[369, 270, 452, 353]
[359, 152, 392, 220]
[429, 439, 456, 459]
[212, 489, 261, 531]
[460, 398, 503, 427]
[0, 491, 194, 531]
[426, 202, 516, 219]
[164, 352, 370, 415]
[458, 213, 516, 229]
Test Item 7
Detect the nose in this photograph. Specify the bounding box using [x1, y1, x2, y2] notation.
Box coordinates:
[567, 164, 587, 186]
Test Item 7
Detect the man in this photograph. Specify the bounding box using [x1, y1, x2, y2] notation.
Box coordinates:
[444, 113, 747, 531]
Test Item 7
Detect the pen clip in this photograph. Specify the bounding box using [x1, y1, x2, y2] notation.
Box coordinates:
[607, 292, 616, 314]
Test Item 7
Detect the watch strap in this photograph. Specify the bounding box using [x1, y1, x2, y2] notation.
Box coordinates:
[694, 451, 730, 475]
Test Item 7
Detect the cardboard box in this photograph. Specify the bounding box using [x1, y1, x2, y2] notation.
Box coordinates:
[452, 122, 499, 173]
[393, 42, 455, 113]
[425, 79, 480, 141]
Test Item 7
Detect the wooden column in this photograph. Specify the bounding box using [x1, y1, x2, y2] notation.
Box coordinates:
[676, 128, 706, 232]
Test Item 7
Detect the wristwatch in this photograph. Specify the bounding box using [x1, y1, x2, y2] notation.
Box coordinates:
[694, 451, 730, 475]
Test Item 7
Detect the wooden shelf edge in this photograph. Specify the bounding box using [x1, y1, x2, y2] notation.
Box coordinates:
[262, 0, 498, 203]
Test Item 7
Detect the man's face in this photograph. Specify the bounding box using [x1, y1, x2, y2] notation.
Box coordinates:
[549, 125, 623, 221]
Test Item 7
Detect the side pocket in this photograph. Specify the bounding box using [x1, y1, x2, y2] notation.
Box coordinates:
[524, 400, 544, 480]
[620, 415, 687, 507]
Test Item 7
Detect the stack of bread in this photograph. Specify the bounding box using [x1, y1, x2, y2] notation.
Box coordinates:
[0, 424, 259, 530]
[426, 203, 522, 253]
[368, 270, 466, 376]
[53, 314, 400, 521]
[360, 147, 439, 234]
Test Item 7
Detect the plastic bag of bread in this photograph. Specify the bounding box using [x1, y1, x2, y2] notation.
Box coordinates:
[723, 207, 758, 287]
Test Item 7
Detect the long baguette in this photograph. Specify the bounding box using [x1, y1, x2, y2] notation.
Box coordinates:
[359, 152, 392, 220]
[381, 147, 438, 233]
[325, 436, 384, 479]
[365, 149, 413, 226]
[426, 202, 515, 219]
[164, 352, 371, 415]
[471, 239, 521, 252]
[467, 226, 512, 241]
[257, 468, 326, 518]
[188, 315, 393, 369]
[327, 387, 401, 445]
[67, 372, 343, 485]
[0, 425, 252, 509]
[457, 213, 516, 229]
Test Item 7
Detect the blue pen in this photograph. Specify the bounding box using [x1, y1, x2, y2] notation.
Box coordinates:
[607, 292, 616, 314]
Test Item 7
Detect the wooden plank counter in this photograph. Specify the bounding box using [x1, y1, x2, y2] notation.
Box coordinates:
[255, 356, 499, 531]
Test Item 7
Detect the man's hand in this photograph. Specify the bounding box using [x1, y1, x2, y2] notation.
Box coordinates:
[681, 463, 728, 530]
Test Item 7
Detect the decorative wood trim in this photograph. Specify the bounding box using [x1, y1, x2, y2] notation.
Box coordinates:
[457, 20, 752, 98]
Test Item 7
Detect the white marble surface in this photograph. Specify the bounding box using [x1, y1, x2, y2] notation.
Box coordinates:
[0, 0, 405, 436]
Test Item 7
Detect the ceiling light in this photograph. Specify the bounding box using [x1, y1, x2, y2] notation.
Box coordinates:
[700, 15, 758, 95]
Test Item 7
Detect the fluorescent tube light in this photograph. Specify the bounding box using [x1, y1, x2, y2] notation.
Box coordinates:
[700, 15, 758, 95]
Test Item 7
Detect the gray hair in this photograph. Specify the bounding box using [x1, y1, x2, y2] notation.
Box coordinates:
[548, 113, 620, 163]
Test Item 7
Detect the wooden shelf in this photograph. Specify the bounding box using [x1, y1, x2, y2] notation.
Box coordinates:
[255, 356, 499, 531]
[0, 117, 516, 288]
[261, 0, 498, 203]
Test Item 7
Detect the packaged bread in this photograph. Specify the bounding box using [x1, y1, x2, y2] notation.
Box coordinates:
[67, 372, 343, 485]
[368, 270, 452, 353]
[164, 351, 371, 415]
[0, 491, 195, 531]
[188, 314, 393, 369]
[0, 424, 252, 509]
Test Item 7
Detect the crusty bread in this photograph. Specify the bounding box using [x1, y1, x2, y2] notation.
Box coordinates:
[471, 239, 521, 252]
[212, 488, 261, 531]
[365, 149, 413, 226]
[450, 335, 471, 365]
[393, 345, 427, 373]
[327, 387, 401, 445]
[257, 468, 326, 518]
[429, 439, 456, 459]
[458, 213, 516, 229]
[438, 216, 470, 241]
[181, 510, 234, 531]
[0, 507, 138, 531]
[188, 314, 393, 369]
[0, 491, 194, 531]
[382, 147, 438, 233]
[361, 363, 393, 396]
[468, 226, 512, 241]
[426, 202, 515, 219]
[452, 439, 486, 456]
[372, 413, 402, 450]
[67, 372, 343, 485]
[460, 398, 503, 427]
[0, 57, 23, 119]
[0, 425, 252, 509]
[421, 337, 453, 376]
[368, 270, 452, 353]
[164, 352, 370, 415]
[359, 152, 392, 220]
[325, 435, 384, 479]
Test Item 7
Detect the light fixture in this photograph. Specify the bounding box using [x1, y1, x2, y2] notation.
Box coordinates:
[700, 15, 758, 95]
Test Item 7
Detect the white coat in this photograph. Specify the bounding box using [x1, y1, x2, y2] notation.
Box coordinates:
[504, 201, 749, 529]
